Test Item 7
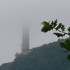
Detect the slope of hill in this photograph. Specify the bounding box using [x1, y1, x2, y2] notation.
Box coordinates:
[0, 62, 12, 70]
[0, 40, 70, 70]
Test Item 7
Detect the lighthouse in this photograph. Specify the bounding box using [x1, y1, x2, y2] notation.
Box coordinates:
[15, 27, 30, 57]
[15, 24, 31, 57]
[21, 25, 31, 55]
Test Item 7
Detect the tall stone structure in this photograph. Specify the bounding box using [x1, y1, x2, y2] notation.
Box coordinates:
[15, 25, 30, 57]
[21, 26, 30, 55]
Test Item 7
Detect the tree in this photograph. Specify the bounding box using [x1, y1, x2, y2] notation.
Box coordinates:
[41, 19, 70, 61]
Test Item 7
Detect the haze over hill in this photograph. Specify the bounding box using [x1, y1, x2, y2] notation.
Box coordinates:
[0, 0, 70, 66]
[0, 40, 70, 70]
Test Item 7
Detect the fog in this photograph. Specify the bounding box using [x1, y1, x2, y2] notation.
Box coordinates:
[29, 0, 70, 48]
[0, 0, 24, 65]
[0, 0, 70, 65]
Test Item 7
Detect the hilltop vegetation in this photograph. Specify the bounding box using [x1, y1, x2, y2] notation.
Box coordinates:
[0, 40, 70, 70]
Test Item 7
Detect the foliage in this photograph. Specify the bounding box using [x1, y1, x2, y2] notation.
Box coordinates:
[0, 42, 70, 70]
[41, 19, 70, 61]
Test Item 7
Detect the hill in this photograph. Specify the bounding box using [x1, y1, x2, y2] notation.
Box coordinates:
[0, 40, 70, 70]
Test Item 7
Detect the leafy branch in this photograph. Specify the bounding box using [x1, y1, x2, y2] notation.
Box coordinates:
[41, 19, 70, 61]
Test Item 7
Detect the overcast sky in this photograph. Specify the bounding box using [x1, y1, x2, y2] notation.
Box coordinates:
[0, 0, 24, 65]
[29, 0, 70, 48]
[0, 0, 70, 65]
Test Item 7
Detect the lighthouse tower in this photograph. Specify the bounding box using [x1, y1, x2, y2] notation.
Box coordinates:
[21, 26, 30, 55]
[15, 25, 31, 57]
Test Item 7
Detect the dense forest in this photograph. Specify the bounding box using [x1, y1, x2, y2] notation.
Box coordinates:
[0, 39, 70, 70]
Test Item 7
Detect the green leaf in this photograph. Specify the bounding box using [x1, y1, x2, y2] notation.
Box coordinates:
[68, 33, 70, 35]
[68, 27, 70, 32]
[41, 25, 53, 33]
[53, 33, 64, 37]
[61, 25, 65, 31]
[41, 21, 49, 26]
[55, 23, 62, 30]
[41, 26, 49, 32]
[51, 20, 57, 28]
[53, 19, 57, 25]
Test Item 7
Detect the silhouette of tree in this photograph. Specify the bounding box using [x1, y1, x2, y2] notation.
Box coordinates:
[41, 19, 70, 62]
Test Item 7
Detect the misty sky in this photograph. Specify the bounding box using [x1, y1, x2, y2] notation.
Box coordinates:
[0, 0, 70, 65]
